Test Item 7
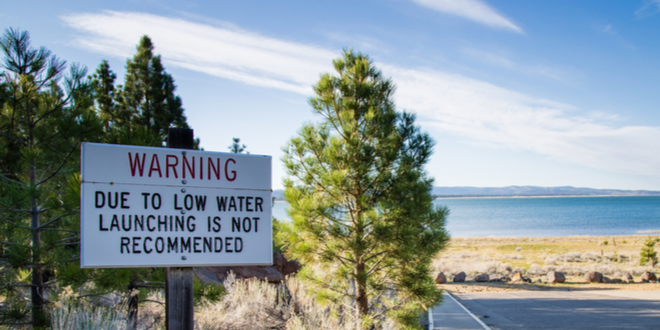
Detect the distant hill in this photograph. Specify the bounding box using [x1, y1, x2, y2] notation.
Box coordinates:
[272, 186, 660, 200]
[273, 189, 285, 200]
[432, 186, 660, 197]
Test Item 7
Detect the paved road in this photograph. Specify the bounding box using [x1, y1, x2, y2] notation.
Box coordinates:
[453, 290, 660, 330]
[431, 292, 486, 330]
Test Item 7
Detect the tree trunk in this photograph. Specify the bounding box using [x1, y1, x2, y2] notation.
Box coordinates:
[128, 275, 139, 330]
[355, 262, 369, 327]
[30, 162, 46, 327]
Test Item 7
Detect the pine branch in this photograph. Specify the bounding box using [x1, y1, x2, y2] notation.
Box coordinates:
[0, 173, 26, 186]
[0, 129, 26, 145]
[37, 143, 79, 186]
[36, 214, 68, 230]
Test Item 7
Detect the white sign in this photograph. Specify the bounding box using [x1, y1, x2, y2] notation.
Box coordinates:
[81, 143, 272, 268]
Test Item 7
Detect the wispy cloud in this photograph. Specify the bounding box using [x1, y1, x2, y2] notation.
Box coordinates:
[384, 65, 660, 176]
[62, 11, 660, 177]
[595, 23, 635, 50]
[410, 0, 522, 33]
[635, 0, 660, 18]
[462, 48, 571, 82]
[62, 11, 335, 94]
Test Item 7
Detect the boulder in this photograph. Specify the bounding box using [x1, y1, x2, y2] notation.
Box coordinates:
[489, 277, 509, 282]
[609, 278, 623, 283]
[511, 272, 528, 282]
[601, 276, 611, 283]
[453, 272, 466, 283]
[435, 272, 447, 284]
[584, 271, 602, 283]
[547, 271, 565, 284]
[274, 252, 301, 276]
[202, 265, 284, 283]
[474, 274, 490, 282]
[641, 272, 657, 283]
[198, 252, 300, 284]
[622, 273, 634, 283]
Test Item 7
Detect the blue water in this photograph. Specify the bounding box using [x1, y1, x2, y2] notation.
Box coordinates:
[272, 196, 660, 237]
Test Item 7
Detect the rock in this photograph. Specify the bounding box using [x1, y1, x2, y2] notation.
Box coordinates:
[202, 265, 284, 283]
[609, 278, 623, 283]
[501, 276, 511, 282]
[489, 277, 508, 282]
[511, 272, 528, 282]
[547, 271, 566, 284]
[584, 271, 602, 283]
[274, 252, 301, 277]
[601, 276, 611, 283]
[453, 272, 466, 283]
[534, 279, 543, 284]
[641, 272, 657, 283]
[197, 252, 300, 284]
[474, 274, 490, 282]
[622, 273, 634, 283]
[435, 272, 447, 284]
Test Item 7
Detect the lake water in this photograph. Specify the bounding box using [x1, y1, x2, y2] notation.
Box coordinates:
[272, 196, 660, 237]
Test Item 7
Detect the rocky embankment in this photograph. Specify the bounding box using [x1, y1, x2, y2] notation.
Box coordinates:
[435, 270, 660, 293]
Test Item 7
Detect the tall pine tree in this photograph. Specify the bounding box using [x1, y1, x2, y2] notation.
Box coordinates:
[280, 50, 449, 329]
[0, 28, 102, 327]
[115, 36, 189, 145]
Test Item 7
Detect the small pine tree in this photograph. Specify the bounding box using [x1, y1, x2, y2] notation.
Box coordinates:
[640, 236, 657, 267]
[280, 50, 449, 329]
[228, 137, 248, 153]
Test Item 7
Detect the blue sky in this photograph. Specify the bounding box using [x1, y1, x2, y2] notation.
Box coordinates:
[4, 0, 660, 190]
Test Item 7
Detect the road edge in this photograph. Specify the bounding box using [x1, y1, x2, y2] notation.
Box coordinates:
[445, 292, 491, 330]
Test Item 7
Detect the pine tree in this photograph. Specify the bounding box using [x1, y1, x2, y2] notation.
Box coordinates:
[90, 59, 117, 131]
[0, 28, 102, 327]
[228, 137, 248, 153]
[115, 36, 189, 144]
[279, 50, 449, 329]
[640, 237, 657, 267]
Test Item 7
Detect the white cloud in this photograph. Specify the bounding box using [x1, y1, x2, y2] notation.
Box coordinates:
[462, 48, 571, 82]
[635, 0, 660, 18]
[62, 11, 335, 95]
[384, 64, 660, 176]
[595, 23, 635, 50]
[62, 11, 660, 178]
[410, 0, 522, 33]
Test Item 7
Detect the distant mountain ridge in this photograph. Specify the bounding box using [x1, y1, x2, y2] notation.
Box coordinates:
[272, 186, 660, 200]
[431, 186, 660, 197]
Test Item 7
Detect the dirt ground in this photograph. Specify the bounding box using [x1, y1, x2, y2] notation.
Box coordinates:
[433, 235, 660, 294]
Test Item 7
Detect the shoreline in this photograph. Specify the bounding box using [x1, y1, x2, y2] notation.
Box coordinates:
[450, 232, 660, 239]
[434, 194, 660, 199]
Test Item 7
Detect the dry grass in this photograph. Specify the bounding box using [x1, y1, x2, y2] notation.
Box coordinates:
[196, 272, 397, 330]
[432, 235, 660, 285]
[37, 273, 399, 330]
[48, 286, 164, 330]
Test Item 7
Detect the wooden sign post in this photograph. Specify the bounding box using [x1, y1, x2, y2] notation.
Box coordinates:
[166, 128, 195, 329]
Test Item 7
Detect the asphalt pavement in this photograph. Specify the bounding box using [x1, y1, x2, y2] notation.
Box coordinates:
[431, 292, 489, 330]
[449, 290, 660, 330]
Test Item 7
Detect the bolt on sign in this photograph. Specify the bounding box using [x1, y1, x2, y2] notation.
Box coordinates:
[80, 143, 272, 268]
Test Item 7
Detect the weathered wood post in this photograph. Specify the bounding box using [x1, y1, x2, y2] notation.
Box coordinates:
[166, 128, 195, 330]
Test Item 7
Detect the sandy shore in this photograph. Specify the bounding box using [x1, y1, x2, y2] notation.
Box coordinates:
[433, 235, 660, 293]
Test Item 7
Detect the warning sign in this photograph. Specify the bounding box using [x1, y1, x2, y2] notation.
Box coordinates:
[81, 143, 272, 268]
